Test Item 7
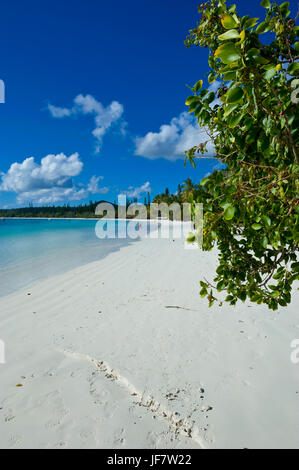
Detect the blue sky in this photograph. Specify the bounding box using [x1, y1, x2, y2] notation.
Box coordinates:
[0, 0, 297, 207]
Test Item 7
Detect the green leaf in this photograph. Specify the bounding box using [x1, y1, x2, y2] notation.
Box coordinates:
[295, 42, 299, 54]
[221, 14, 238, 29]
[228, 4, 237, 13]
[208, 72, 217, 84]
[239, 29, 246, 43]
[200, 177, 209, 186]
[280, 2, 290, 18]
[262, 236, 268, 248]
[217, 280, 226, 291]
[225, 295, 234, 301]
[222, 71, 237, 81]
[228, 113, 244, 127]
[199, 89, 208, 98]
[185, 95, 198, 106]
[287, 62, 299, 76]
[194, 104, 203, 117]
[218, 29, 240, 41]
[255, 21, 272, 34]
[186, 232, 196, 243]
[243, 17, 259, 29]
[205, 92, 216, 104]
[260, 0, 271, 8]
[291, 262, 299, 273]
[255, 56, 270, 65]
[261, 215, 271, 226]
[193, 80, 203, 92]
[215, 43, 241, 64]
[239, 291, 247, 302]
[247, 47, 261, 58]
[252, 223, 262, 230]
[188, 101, 199, 113]
[224, 205, 236, 220]
[224, 103, 239, 116]
[226, 86, 244, 103]
[263, 67, 276, 80]
[200, 287, 208, 298]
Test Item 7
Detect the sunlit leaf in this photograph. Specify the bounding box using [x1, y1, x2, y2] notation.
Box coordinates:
[193, 80, 203, 92]
[214, 43, 241, 64]
[260, 0, 271, 8]
[224, 205, 236, 220]
[221, 14, 238, 29]
[263, 67, 276, 80]
[218, 29, 240, 41]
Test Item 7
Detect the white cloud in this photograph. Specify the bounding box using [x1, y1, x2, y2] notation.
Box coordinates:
[17, 187, 89, 205]
[47, 94, 125, 154]
[47, 104, 71, 118]
[121, 181, 151, 199]
[135, 112, 214, 161]
[87, 175, 109, 195]
[135, 82, 221, 161]
[0, 153, 82, 193]
[0, 153, 109, 204]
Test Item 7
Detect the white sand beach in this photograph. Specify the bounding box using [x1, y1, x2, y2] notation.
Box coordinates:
[0, 235, 298, 449]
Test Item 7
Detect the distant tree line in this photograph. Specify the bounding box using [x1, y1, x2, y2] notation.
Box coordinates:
[0, 200, 112, 219]
[0, 182, 206, 218]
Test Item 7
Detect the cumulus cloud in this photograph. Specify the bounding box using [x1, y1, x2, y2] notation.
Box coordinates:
[121, 181, 151, 199]
[47, 94, 125, 153]
[135, 112, 214, 161]
[0, 153, 82, 193]
[135, 82, 221, 161]
[0, 153, 108, 204]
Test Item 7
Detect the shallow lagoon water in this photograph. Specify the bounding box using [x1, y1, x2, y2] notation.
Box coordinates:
[0, 219, 135, 297]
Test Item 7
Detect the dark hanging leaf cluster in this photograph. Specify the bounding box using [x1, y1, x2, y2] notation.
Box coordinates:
[184, 0, 299, 310]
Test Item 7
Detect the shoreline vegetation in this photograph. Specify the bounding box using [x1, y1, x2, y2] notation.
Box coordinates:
[0, 178, 203, 219]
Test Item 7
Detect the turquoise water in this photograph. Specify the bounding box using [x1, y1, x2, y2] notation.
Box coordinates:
[0, 219, 135, 297]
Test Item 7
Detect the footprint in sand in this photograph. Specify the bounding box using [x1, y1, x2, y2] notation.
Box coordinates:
[45, 405, 70, 429]
[113, 427, 125, 445]
[52, 441, 67, 448]
[8, 435, 23, 448]
[80, 429, 95, 441]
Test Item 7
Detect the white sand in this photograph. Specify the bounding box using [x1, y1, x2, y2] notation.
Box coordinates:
[0, 235, 298, 449]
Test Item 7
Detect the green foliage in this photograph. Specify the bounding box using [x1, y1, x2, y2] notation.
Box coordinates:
[153, 178, 208, 205]
[0, 200, 113, 219]
[185, 0, 299, 310]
